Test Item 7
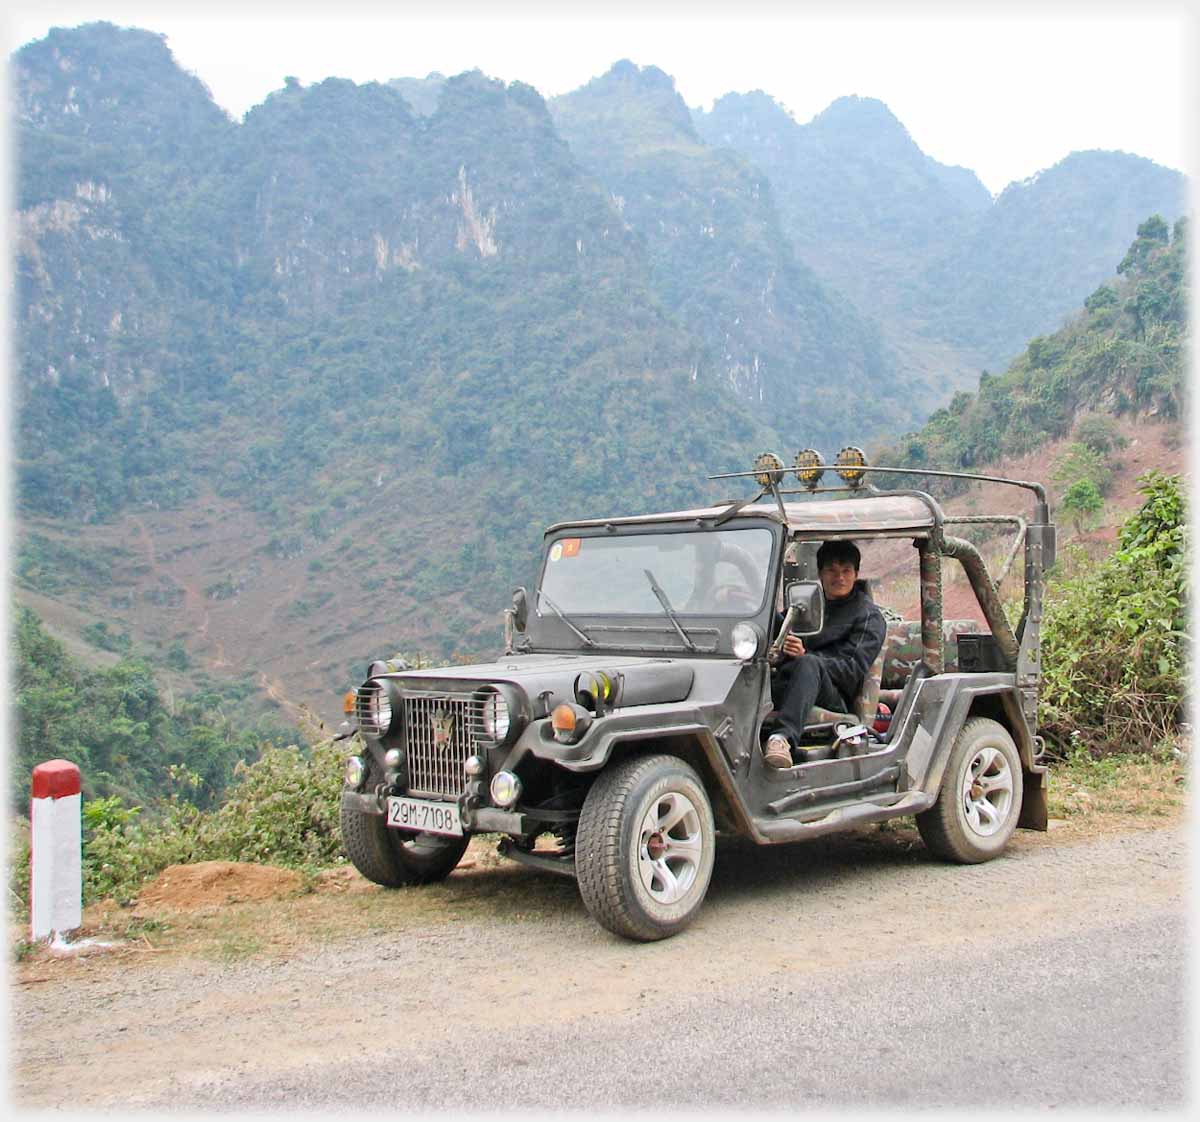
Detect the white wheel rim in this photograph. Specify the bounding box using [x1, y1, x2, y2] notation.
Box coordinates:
[636, 791, 704, 904]
[960, 745, 1014, 838]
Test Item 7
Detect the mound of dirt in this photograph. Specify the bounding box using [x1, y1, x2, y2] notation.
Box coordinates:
[311, 866, 377, 893]
[136, 861, 303, 911]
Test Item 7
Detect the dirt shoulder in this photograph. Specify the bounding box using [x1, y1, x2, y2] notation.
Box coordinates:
[10, 786, 1181, 975]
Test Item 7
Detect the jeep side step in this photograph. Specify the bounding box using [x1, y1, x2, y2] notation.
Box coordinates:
[750, 790, 937, 844]
[765, 765, 902, 815]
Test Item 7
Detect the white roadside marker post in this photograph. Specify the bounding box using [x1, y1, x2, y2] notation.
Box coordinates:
[30, 759, 83, 944]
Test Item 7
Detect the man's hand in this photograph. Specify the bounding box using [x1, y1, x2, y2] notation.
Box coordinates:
[782, 634, 806, 658]
[769, 634, 806, 664]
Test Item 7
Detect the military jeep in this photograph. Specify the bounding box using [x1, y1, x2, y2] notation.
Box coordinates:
[339, 448, 1054, 941]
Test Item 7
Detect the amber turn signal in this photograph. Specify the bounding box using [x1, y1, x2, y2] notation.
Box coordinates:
[343, 690, 356, 714]
[552, 703, 577, 733]
[551, 702, 592, 744]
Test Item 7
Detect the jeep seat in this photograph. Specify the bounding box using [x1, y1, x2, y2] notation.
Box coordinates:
[800, 642, 884, 735]
[798, 617, 984, 740]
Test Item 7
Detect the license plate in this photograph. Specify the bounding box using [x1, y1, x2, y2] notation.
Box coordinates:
[386, 796, 463, 837]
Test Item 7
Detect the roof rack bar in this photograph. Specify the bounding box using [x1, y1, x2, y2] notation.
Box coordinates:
[710, 464, 1050, 522]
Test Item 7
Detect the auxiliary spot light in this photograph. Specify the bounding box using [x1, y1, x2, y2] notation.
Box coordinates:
[752, 451, 785, 487]
[490, 771, 522, 809]
[793, 448, 825, 490]
[575, 670, 616, 713]
[834, 446, 868, 489]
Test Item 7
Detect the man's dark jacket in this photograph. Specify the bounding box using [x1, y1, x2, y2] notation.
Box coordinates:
[779, 579, 887, 706]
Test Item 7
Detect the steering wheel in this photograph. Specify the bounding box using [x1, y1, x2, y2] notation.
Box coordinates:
[712, 584, 759, 612]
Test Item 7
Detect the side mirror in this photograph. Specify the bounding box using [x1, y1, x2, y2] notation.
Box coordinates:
[511, 587, 528, 632]
[786, 580, 825, 636]
[503, 587, 529, 656]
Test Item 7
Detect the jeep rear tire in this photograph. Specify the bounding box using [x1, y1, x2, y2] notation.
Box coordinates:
[340, 798, 469, 886]
[916, 717, 1023, 863]
[575, 754, 716, 941]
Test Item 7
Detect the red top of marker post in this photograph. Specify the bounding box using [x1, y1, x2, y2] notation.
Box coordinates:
[31, 760, 82, 800]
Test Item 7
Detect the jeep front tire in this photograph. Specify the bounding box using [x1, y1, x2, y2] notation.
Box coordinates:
[576, 754, 716, 941]
[340, 797, 469, 886]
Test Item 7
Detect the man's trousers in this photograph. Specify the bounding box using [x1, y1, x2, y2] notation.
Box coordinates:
[771, 655, 849, 744]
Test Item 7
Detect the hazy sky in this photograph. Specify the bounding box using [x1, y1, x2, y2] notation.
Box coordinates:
[4, 0, 1194, 196]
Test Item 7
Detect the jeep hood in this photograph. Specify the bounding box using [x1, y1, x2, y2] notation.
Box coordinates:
[385, 653, 696, 710]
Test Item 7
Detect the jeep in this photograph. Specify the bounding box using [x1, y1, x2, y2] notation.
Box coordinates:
[338, 447, 1054, 940]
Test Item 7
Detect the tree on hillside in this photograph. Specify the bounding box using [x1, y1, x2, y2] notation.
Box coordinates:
[1061, 478, 1104, 534]
[1118, 214, 1170, 275]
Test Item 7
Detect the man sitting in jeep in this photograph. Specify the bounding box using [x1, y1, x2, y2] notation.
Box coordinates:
[764, 540, 887, 768]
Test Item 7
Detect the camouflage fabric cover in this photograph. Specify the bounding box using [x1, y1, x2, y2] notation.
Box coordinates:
[879, 618, 982, 688]
[804, 618, 983, 726]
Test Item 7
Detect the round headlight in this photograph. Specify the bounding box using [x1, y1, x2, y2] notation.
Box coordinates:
[490, 771, 522, 809]
[731, 621, 763, 660]
[479, 690, 510, 741]
[355, 680, 393, 737]
[383, 748, 404, 770]
[343, 755, 366, 789]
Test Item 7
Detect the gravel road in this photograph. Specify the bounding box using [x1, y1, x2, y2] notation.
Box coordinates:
[11, 825, 1188, 1111]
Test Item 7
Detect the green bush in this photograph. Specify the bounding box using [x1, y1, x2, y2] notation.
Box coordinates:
[9, 737, 350, 911]
[192, 739, 346, 868]
[1072, 414, 1127, 455]
[1040, 472, 1186, 755]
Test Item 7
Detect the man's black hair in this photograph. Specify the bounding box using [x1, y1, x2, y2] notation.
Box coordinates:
[817, 540, 861, 572]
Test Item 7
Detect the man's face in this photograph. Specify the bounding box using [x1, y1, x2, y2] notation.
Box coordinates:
[819, 559, 857, 601]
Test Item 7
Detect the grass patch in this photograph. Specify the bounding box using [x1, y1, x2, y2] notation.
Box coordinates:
[1047, 745, 1187, 826]
[211, 931, 264, 962]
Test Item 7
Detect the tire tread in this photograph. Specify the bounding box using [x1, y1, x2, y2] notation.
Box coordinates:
[576, 754, 713, 942]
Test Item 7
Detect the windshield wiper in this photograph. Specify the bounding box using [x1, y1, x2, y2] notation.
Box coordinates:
[643, 569, 698, 652]
[537, 590, 595, 647]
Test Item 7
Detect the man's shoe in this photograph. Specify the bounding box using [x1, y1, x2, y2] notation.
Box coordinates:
[763, 734, 793, 769]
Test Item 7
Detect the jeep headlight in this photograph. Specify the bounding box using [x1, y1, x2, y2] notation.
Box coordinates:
[479, 689, 510, 741]
[731, 621, 764, 660]
[355, 679, 395, 737]
[473, 685, 522, 747]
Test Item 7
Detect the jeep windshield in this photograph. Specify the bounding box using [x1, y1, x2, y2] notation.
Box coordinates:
[537, 527, 775, 618]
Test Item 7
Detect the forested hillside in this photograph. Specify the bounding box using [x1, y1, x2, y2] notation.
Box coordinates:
[12, 607, 287, 809]
[16, 31, 773, 531]
[890, 214, 1187, 473]
[550, 63, 915, 434]
[694, 91, 1187, 382]
[10, 20, 1190, 763]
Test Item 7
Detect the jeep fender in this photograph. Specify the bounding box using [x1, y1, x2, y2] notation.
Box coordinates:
[906, 675, 1047, 830]
[523, 704, 759, 837]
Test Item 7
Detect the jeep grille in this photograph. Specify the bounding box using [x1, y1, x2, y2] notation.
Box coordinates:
[403, 690, 486, 799]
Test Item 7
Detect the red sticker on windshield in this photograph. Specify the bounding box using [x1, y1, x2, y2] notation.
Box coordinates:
[561, 538, 581, 557]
